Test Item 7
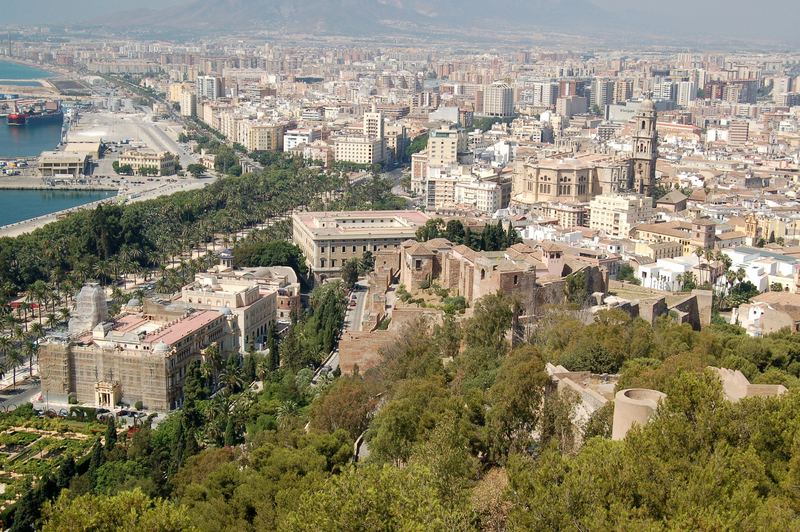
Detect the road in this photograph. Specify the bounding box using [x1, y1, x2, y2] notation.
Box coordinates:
[384, 168, 421, 207]
[346, 281, 369, 333]
[311, 280, 369, 384]
[0, 379, 40, 411]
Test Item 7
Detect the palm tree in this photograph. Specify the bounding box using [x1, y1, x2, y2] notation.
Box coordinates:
[219, 365, 243, 395]
[276, 400, 298, 428]
[29, 322, 44, 341]
[17, 301, 31, 333]
[199, 362, 214, 388]
[204, 344, 223, 388]
[0, 336, 11, 365]
[22, 338, 37, 378]
[58, 308, 71, 326]
[7, 349, 24, 388]
[255, 357, 270, 382]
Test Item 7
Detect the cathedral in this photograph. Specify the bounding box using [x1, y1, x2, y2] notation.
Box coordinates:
[510, 97, 660, 210]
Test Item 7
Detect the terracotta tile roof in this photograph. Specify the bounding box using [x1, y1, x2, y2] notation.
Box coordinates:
[144, 310, 221, 347]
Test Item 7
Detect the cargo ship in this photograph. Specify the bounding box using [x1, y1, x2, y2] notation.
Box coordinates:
[6, 100, 63, 126]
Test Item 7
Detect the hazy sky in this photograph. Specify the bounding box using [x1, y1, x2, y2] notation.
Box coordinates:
[2, 0, 798, 45]
[3, 0, 184, 23]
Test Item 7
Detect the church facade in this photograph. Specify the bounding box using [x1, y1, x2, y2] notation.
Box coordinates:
[511, 98, 659, 209]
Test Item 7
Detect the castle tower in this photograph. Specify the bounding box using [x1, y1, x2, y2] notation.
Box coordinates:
[632, 98, 658, 197]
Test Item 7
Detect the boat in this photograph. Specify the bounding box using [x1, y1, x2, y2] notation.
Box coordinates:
[6, 100, 63, 126]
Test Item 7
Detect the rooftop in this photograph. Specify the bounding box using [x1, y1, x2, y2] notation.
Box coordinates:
[143, 310, 221, 347]
[293, 210, 429, 238]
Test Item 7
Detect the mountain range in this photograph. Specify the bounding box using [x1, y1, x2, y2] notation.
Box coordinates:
[98, 0, 617, 37]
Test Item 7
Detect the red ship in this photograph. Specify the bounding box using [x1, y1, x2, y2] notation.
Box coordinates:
[6, 100, 63, 126]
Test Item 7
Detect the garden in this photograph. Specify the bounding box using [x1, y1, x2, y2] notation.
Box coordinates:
[0, 405, 100, 508]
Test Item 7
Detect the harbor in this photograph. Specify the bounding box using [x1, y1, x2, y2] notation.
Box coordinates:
[0, 58, 213, 237]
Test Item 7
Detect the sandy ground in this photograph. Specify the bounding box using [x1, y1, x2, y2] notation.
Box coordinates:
[69, 110, 197, 169]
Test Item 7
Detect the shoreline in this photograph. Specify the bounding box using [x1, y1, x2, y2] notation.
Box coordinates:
[0, 193, 119, 238]
[0, 177, 214, 238]
[0, 185, 118, 191]
[0, 57, 57, 78]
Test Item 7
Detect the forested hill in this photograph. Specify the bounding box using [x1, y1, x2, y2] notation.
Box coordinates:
[15, 296, 800, 530]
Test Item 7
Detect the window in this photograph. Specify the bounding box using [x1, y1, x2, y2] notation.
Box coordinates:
[320, 246, 325, 253]
[415, 259, 422, 270]
[331, 259, 336, 267]
[481, 269, 486, 280]
[513, 275, 519, 285]
[352, 246, 356, 252]
[342, 246, 346, 252]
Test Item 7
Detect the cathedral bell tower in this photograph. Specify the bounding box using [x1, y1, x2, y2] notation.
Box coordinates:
[632, 97, 658, 197]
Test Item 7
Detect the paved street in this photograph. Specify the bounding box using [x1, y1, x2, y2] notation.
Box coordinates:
[0, 378, 40, 410]
[346, 281, 369, 332]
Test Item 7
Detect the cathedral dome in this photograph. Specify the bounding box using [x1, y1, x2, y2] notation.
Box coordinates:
[640, 98, 655, 111]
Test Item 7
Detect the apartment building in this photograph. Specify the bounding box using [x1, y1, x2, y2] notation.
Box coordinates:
[729, 120, 750, 145]
[425, 171, 459, 210]
[483, 81, 514, 117]
[334, 136, 384, 165]
[556, 95, 588, 118]
[180, 91, 197, 118]
[291, 210, 430, 279]
[383, 122, 408, 164]
[632, 219, 716, 255]
[238, 122, 284, 152]
[454, 178, 503, 213]
[118, 150, 176, 176]
[589, 193, 655, 238]
[531, 81, 560, 108]
[283, 128, 321, 151]
[427, 125, 461, 169]
[363, 104, 384, 140]
[677, 81, 697, 107]
[196, 75, 223, 100]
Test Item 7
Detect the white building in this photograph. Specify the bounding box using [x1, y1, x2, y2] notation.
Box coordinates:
[180, 91, 197, 118]
[722, 247, 800, 293]
[454, 178, 503, 213]
[589, 193, 655, 238]
[483, 81, 514, 117]
[196, 75, 222, 101]
[283, 128, 321, 151]
[677, 81, 697, 107]
[637, 255, 700, 292]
